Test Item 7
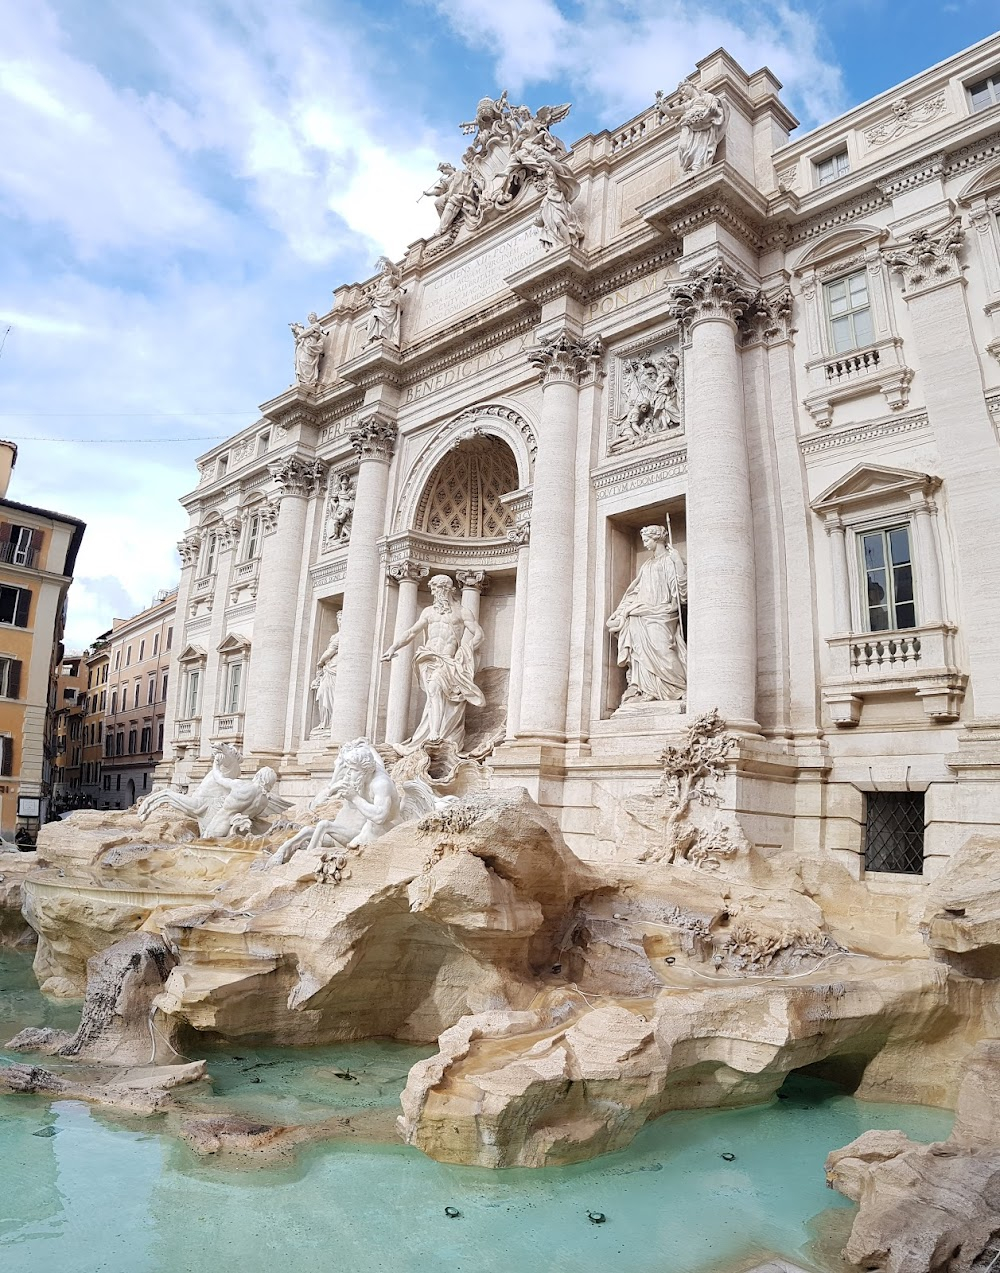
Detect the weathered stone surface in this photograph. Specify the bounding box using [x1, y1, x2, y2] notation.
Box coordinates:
[924, 835, 1000, 977]
[0, 851, 38, 947]
[0, 1060, 206, 1115]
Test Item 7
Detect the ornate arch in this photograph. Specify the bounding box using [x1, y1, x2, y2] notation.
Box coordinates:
[415, 435, 519, 538]
[789, 223, 888, 275]
[393, 400, 536, 533]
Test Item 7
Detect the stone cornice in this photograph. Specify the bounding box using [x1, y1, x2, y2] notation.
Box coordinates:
[798, 409, 930, 458]
[336, 341, 406, 390]
[592, 445, 687, 501]
[380, 530, 517, 571]
[638, 162, 770, 248]
[505, 245, 591, 306]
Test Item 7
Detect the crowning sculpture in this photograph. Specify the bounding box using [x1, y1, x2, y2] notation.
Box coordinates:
[382, 574, 485, 752]
[664, 80, 729, 174]
[365, 257, 405, 345]
[607, 525, 687, 705]
[422, 93, 583, 249]
[289, 312, 327, 388]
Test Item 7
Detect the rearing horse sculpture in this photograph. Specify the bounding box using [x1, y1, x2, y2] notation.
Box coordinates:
[136, 741, 243, 837]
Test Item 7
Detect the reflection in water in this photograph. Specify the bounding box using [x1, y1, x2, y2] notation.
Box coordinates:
[0, 950, 953, 1273]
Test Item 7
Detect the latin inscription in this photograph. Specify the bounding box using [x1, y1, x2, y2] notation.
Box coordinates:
[416, 228, 542, 332]
[403, 334, 534, 404]
[587, 268, 671, 320]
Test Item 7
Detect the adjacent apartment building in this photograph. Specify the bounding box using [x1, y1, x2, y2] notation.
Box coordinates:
[50, 653, 87, 804]
[0, 440, 85, 839]
[80, 635, 110, 807]
[101, 591, 176, 808]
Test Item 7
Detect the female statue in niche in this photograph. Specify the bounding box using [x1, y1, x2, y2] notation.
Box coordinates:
[607, 525, 687, 704]
[312, 611, 341, 731]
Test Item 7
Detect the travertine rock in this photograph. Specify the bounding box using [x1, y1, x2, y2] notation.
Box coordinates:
[8, 931, 183, 1066]
[0, 1060, 206, 1115]
[924, 834, 1000, 977]
[0, 851, 38, 947]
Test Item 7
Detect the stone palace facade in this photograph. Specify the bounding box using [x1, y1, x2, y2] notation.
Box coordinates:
[160, 34, 1000, 882]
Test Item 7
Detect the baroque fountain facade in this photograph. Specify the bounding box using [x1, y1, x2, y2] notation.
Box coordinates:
[7, 35, 1000, 1273]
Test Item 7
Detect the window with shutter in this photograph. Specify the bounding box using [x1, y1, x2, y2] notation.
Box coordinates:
[0, 586, 31, 627]
[0, 734, 13, 776]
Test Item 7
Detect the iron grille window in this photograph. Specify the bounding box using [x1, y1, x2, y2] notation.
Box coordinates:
[864, 791, 924, 874]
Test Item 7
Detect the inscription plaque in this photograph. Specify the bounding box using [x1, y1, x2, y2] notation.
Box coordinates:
[414, 226, 542, 333]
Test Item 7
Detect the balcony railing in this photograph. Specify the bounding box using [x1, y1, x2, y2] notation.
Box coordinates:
[0, 542, 38, 568]
[174, 717, 200, 741]
[213, 713, 244, 737]
[825, 347, 881, 381]
[850, 633, 921, 673]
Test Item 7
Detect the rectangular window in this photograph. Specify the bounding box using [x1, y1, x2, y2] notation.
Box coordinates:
[152, 633, 159, 657]
[217, 455, 229, 479]
[103, 774, 111, 791]
[114, 650, 121, 671]
[147, 676, 155, 705]
[115, 732, 124, 756]
[125, 645, 132, 667]
[969, 73, 1000, 113]
[105, 734, 113, 758]
[166, 627, 173, 651]
[859, 524, 916, 632]
[0, 657, 22, 699]
[225, 663, 243, 714]
[0, 585, 31, 628]
[864, 791, 924, 874]
[100, 689, 106, 711]
[138, 640, 145, 661]
[122, 686, 129, 711]
[244, 514, 261, 562]
[824, 271, 874, 353]
[128, 729, 137, 754]
[815, 149, 850, 186]
[187, 669, 201, 718]
[157, 721, 164, 751]
[203, 533, 218, 577]
[116, 774, 121, 791]
[111, 690, 118, 714]
[161, 673, 168, 701]
[97, 722, 103, 743]
[135, 678, 141, 703]
[257, 431, 270, 456]
[143, 772, 148, 789]
[140, 725, 152, 752]
[0, 735, 13, 777]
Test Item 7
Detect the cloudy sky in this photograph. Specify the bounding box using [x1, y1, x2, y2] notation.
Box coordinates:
[1, 0, 996, 648]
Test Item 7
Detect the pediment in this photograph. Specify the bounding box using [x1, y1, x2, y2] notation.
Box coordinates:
[791, 224, 887, 274]
[811, 463, 940, 515]
[958, 160, 1000, 205]
[217, 632, 251, 655]
[177, 643, 207, 664]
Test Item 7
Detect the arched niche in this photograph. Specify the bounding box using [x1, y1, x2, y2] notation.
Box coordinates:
[415, 434, 519, 539]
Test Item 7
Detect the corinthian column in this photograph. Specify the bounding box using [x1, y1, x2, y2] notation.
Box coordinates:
[330, 415, 397, 742]
[668, 263, 758, 727]
[516, 331, 603, 742]
[384, 559, 428, 744]
[243, 457, 324, 758]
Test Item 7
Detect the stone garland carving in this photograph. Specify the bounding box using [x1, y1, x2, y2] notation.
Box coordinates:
[381, 574, 485, 753]
[365, 257, 405, 345]
[864, 93, 947, 147]
[884, 223, 966, 292]
[528, 330, 604, 384]
[655, 81, 729, 174]
[350, 417, 398, 463]
[607, 526, 687, 705]
[611, 347, 681, 450]
[269, 455, 326, 499]
[289, 312, 327, 389]
[311, 611, 341, 732]
[636, 709, 738, 865]
[421, 93, 583, 249]
[325, 472, 356, 544]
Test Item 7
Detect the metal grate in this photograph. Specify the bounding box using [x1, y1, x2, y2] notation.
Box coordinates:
[864, 791, 925, 874]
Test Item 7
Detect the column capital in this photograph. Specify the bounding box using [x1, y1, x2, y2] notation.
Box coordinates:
[507, 521, 530, 546]
[388, 559, 428, 585]
[668, 261, 757, 332]
[260, 497, 281, 536]
[350, 414, 398, 463]
[741, 286, 794, 347]
[455, 569, 491, 594]
[217, 515, 243, 552]
[528, 329, 604, 386]
[176, 532, 202, 568]
[268, 454, 326, 498]
[885, 222, 965, 295]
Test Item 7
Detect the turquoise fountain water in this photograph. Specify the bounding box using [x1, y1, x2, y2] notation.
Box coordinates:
[0, 950, 953, 1273]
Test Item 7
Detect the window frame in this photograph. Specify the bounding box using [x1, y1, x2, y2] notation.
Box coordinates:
[815, 148, 850, 188]
[968, 71, 1000, 114]
[823, 268, 875, 355]
[0, 585, 31, 628]
[856, 521, 918, 634]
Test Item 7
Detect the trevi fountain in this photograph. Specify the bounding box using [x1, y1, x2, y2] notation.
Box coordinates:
[7, 35, 1000, 1273]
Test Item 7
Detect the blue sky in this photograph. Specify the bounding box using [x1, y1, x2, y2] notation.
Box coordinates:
[1, 0, 997, 648]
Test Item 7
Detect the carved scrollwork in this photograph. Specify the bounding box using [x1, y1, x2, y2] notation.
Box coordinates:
[667, 263, 756, 330]
[885, 222, 966, 293]
[506, 521, 530, 546]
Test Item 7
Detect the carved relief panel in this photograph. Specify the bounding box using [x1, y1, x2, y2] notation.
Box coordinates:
[608, 340, 683, 454]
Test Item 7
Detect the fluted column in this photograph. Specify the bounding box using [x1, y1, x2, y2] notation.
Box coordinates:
[243, 458, 324, 757]
[384, 559, 428, 744]
[669, 263, 757, 727]
[516, 332, 603, 742]
[455, 569, 490, 623]
[505, 523, 530, 739]
[330, 416, 398, 743]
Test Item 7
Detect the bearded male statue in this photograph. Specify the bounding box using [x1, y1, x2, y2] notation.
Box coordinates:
[381, 574, 485, 752]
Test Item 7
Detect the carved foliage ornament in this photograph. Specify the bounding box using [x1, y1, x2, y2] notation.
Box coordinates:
[528, 330, 604, 384]
[269, 455, 326, 498]
[885, 222, 966, 293]
[177, 533, 202, 568]
[668, 264, 792, 343]
[350, 416, 398, 463]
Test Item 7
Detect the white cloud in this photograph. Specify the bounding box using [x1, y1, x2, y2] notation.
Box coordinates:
[429, 0, 846, 127]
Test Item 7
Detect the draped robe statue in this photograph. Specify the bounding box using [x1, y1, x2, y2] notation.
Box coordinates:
[607, 526, 687, 704]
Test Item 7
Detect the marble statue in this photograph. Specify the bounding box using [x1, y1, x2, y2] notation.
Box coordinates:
[607, 525, 687, 704]
[326, 474, 355, 543]
[381, 574, 485, 751]
[670, 81, 728, 174]
[613, 349, 681, 446]
[265, 738, 449, 864]
[201, 761, 279, 839]
[423, 162, 478, 236]
[534, 165, 584, 251]
[289, 312, 326, 387]
[312, 612, 341, 731]
[365, 257, 405, 345]
[137, 741, 243, 835]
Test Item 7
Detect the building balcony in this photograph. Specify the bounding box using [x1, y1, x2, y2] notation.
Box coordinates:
[174, 717, 201, 742]
[802, 338, 914, 427]
[823, 622, 967, 726]
[0, 542, 38, 568]
[212, 713, 244, 739]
